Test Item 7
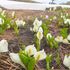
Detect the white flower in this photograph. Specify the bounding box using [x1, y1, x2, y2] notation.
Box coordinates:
[63, 39, 70, 44]
[67, 34, 70, 41]
[55, 36, 63, 42]
[36, 32, 43, 41]
[9, 53, 25, 68]
[34, 49, 46, 61]
[16, 19, 25, 27]
[38, 27, 43, 33]
[33, 26, 39, 32]
[12, 11, 15, 18]
[25, 44, 37, 56]
[0, 18, 4, 25]
[36, 27, 43, 41]
[63, 55, 70, 69]
[33, 18, 42, 27]
[55, 36, 70, 44]
[0, 39, 8, 52]
[64, 19, 70, 25]
[61, 15, 66, 19]
[33, 18, 42, 32]
[46, 33, 52, 39]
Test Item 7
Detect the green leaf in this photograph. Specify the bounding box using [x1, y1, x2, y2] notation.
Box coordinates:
[46, 35, 58, 49]
[0, 27, 5, 34]
[19, 51, 30, 66]
[60, 28, 68, 38]
[27, 57, 36, 70]
[12, 22, 19, 35]
[35, 36, 40, 51]
[53, 41, 58, 48]
[56, 53, 61, 65]
[46, 54, 52, 70]
[42, 23, 49, 37]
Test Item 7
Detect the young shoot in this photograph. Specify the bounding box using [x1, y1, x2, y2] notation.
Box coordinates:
[46, 33, 58, 49]
[46, 54, 52, 70]
[36, 27, 43, 50]
[60, 28, 68, 39]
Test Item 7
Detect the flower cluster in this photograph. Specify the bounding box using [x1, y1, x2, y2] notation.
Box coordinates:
[32, 18, 42, 32]
[46, 33, 58, 48]
[0, 10, 26, 34]
[55, 34, 70, 44]
[15, 19, 25, 27]
[0, 39, 46, 70]
[61, 13, 70, 25]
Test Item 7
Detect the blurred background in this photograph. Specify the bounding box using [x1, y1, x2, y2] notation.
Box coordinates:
[11, 0, 70, 4]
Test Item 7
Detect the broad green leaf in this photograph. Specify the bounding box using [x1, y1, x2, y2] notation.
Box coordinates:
[19, 51, 29, 66]
[27, 57, 36, 70]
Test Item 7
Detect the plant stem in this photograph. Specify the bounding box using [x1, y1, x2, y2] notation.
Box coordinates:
[46, 62, 50, 70]
[37, 40, 40, 51]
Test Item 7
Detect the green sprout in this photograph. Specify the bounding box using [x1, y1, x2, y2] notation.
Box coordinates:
[46, 54, 52, 70]
[0, 12, 11, 34]
[56, 53, 61, 67]
[42, 23, 49, 37]
[60, 28, 68, 39]
[19, 51, 36, 70]
[46, 33, 58, 49]
[0, 11, 19, 35]
[35, 36, 41, 51]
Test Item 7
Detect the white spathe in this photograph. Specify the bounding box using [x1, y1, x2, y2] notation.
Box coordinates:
[38, 27, 43, 33]
[9, 53, 25, 68]
[25, 44, 37, 56]
[55, 36, 70, 44]
[16, 19, 25, 27]
[33, 18, 42, 27]
[46, 33, 52, 39]
[33, 18, 42, 32]
[36, 27, 43, 41]
[34, 49, 46, 61]
[63, 39, 69, 44]
[67, 34, 70, 41]
[64, 19, 70, 25]
[0, 39, 8, 52]
[63, 55, 70, 69]
[55, 36, 63, 42]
